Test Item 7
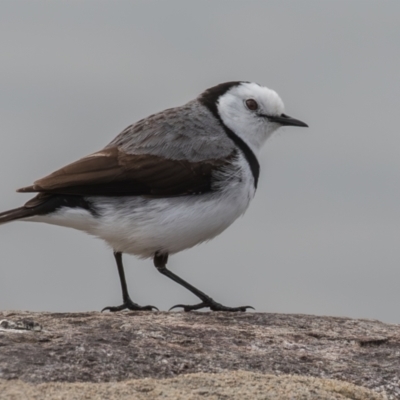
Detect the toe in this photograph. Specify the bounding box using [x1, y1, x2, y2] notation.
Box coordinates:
[140, 305, 159, 311]
[101, 302, 158, 312]
[169, 302, 207, 312]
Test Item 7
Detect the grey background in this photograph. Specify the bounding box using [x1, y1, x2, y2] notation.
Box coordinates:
[1, 1, 399, 323]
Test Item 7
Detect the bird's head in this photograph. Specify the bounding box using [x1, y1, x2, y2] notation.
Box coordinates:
[199, 81, 308, 155]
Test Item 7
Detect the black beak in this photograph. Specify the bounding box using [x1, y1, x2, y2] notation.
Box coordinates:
[267, 113, 308, 127]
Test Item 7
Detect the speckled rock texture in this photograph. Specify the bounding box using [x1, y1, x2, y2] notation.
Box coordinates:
[0, 371, 387, 400]
[0, 311, 399, 399]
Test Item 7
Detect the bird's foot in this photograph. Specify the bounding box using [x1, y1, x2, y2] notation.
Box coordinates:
[169, 299, 254, 312]
[101, 297, 158, 312]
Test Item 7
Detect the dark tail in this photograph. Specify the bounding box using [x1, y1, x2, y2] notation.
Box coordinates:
[0, 206, 38, 225]
[0, 194, 97, 225]
[0, 193, 52, 224]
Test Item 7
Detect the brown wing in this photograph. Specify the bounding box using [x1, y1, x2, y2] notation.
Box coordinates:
[17, 147, 235, 197]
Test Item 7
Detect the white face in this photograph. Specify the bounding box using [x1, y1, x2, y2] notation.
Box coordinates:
[217, 82, 286, 154]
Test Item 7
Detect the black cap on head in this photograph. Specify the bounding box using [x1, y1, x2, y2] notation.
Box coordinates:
[198, 81, 244, 118]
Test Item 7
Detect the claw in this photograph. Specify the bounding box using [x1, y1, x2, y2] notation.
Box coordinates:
[210, 305, 255, 312]
[169, 300, 255, 312]
[101, 299, 158, 313]
[168, 304, 185, 312]
[169, 302, 207, 312]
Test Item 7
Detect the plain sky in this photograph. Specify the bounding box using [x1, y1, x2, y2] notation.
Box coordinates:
[1, 1, 399, 323]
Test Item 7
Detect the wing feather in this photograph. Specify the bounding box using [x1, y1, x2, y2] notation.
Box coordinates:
[18, 147, 235, 197]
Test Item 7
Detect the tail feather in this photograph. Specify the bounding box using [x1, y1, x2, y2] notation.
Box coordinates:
[0, 194, 97, 225]
[0, 206, 37, 225]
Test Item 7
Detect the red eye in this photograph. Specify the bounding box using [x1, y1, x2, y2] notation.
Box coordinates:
[246, 99, 258, 111]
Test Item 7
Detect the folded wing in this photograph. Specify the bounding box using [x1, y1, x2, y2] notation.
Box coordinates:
[18, 147, 234, 198]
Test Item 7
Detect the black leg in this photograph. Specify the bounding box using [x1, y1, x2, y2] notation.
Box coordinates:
[153, 252, 254, 312]
[102, 251, 158, 312]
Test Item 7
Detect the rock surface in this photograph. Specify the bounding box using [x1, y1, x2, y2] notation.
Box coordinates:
[0, 371, 387, 400]
[0, 311, 399, 399]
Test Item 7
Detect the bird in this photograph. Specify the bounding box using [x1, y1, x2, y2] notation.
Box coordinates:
[0, 81, 308, 312]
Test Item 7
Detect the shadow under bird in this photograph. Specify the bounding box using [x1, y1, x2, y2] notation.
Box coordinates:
[0, 81, 307, 312]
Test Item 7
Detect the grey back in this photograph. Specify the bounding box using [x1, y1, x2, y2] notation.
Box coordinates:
[107, 100, 235, 162]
